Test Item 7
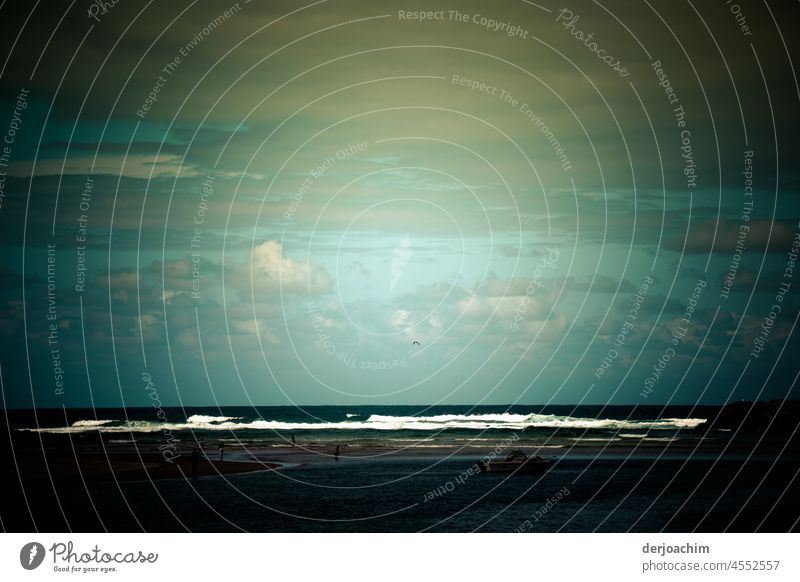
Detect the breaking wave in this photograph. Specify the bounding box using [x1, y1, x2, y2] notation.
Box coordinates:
[71, 420, 114, 427]
[20, 412, 706, 434]
[185, 415, 243, 424]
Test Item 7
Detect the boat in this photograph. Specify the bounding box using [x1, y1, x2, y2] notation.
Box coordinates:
[479, 450, 552, 473]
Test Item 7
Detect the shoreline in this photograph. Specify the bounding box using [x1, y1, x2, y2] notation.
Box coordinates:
[10, 433, 798, 486]
[13, 450, 280, 484]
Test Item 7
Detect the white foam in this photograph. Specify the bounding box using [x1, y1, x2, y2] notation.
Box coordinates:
[186, 415, 242, 424]
[71, 420, 114, 427]
[366, 413, 533, 424]
[20, 413, 707, 434]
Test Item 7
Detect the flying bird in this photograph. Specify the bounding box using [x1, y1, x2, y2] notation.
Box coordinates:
[412, 340, 420, 346]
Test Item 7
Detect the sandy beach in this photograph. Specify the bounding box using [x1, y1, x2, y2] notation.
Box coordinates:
[11, 445, 280, 484]
[11, 429, 797, 487]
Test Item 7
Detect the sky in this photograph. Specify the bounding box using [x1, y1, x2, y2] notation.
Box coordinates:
[0, 0, 798, 408]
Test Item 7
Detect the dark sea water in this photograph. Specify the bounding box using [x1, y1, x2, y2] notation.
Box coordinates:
[4, 405, 799, 532]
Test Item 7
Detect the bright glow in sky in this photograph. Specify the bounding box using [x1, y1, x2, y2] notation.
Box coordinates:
[1, 0, 798, 407]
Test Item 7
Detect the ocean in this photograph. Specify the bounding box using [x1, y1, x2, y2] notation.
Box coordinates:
[9, 404, 713, 446]
[3, 405, 798, 532]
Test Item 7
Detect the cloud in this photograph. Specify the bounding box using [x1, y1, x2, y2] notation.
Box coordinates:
[347, 261, 371, 276]
[398, 281, 470, 303]
[96, 269, 141, 304]
[717, 267, 790, 294]
[248, 240, 333, 294]
[568, 274, 636, 294]
[613, 293, 685, 318]
[8, 155, 201, 179]
[671, 219, 798, 254]
[231, 318, 276, 342]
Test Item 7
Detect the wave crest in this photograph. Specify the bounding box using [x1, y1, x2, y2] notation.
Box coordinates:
[21, 412, 707, 434]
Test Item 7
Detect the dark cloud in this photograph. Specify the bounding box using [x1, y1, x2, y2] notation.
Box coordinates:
[568, 274, 637, 294]
[670, 218, 798, 254]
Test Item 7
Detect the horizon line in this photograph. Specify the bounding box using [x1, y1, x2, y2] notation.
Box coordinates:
[3, 401, 776, 411]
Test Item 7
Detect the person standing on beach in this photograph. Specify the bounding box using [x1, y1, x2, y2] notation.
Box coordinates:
[334, 444, 340, 460]
[191, 446, 200, 478]
[218, 442, 225, 462]
[291, 434, 296, 447]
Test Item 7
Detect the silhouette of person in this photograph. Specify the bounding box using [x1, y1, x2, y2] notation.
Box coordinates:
[218, 442, 225, 462]
[291, 434, 296, 447]
[334, 445, 340, 461]
[191, 447, 200, 478]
